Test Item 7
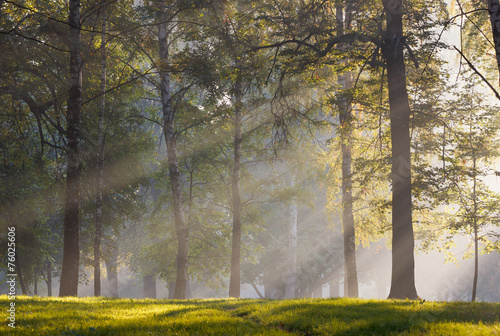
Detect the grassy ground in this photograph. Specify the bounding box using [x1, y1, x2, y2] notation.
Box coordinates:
[0, 296, 499, 335]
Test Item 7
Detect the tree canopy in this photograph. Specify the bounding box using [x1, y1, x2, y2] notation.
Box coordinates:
[1, 0, 499, 302]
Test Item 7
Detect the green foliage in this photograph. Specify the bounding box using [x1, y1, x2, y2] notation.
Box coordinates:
[414, 75, 500, 258]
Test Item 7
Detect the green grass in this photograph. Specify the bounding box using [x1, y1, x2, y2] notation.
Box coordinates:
[0, 296, 499, 335]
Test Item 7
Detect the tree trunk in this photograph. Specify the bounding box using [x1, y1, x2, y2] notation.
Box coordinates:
[34, 271, 38, 296]
[143, 274, 156, 299]
[158, 12, 189, 300]
[329, 278, 339, 297]
[168, 281, 175, 299]
[94, 7, 106, 298]
[229, 71, 243, 298]
[336, 5, 358, 299]
[285, 175, 298, 299]
[471, 151, 478, 302]
[472, 211, 479, 302]
[46, 260, 52, 297]
[60, 0, 82, 297]
[488, 0, 500, 84]
[382, 0, 419, 300]
[105, 249, 118, 298]
[250, 280, 264, 299]
[16, 252, 27, 295]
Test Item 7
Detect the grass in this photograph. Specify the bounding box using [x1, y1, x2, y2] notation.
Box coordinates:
[0, 296, 499, 335]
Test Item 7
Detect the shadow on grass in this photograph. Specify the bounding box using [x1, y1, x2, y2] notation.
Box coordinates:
[2, 297, 498, 335]
[252, 299, 500, 335]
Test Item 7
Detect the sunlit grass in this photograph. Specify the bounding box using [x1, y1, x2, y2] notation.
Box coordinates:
[0, 296, 498, 335]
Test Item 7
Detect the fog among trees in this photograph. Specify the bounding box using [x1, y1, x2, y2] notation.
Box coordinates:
[1, 0, 499, 303]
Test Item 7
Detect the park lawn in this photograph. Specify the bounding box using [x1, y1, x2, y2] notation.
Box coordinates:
[0, 296, 499, 335]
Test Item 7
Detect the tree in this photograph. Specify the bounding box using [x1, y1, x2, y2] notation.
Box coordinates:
[336, 3, 359, 298]
[94, 1, 107, 298]
[284, 173, 298, 299]
[59, 0, 83, 297]
[196, 1, 280, 297]
[229, 47, 244, 299]
[156, 4, 190, 300]
[380, 0, 419, 299]
[422, 80, 500, 301]
[255, 0, 424, 299]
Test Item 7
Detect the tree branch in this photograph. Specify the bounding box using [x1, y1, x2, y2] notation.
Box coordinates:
[454, 46, 500, 101]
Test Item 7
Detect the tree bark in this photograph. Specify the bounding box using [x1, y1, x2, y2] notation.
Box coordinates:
[105, 248, 118, 298]
[471, 150, 478, 302]
[143, 274, 157, 299]
[488, 0, 500, 84]
[94, 7, 106, 298]
[250, 280, 264, 299]
[168, 281, 175, 299]
[46, 260, 52, 297]
[229, 73, 243, 298]
[336, 4, 359, 299]
[382, 0, 419, 300]
[158, 11, 189, 300]
[285, 175, 298, 299]
[59, 0, 82, 297]
[16, 252, 27, 295]
[34, 270, 38, 296]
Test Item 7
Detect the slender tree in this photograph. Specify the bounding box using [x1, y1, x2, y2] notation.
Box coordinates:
[105, 243, 119, 297]
[46, 260, 52, 296]
[284, 175, 298, 299]
[336, 3, 358, 298]
[229, 68, 243, 297]
[157, 8, 189, 300]
[94, 5, 107, 297]
[59, 0, 83, 297]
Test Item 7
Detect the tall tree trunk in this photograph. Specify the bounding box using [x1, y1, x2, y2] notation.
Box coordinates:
[143, 274, 156, 299]
[46, 260, 52, 297]
[60, 0, 82, 297]
[168, 281, 175, 299]
[488, 0, 500, 84]
[336, 4, 358, 299]
[382, 0, 419, 300]
[285, 175, 298, 299]
[105, 247, 118, 298]
[229, 74, 243, 298]
[94, 7, 106, 298]
[157, 12, 189, 300]
[16, 252, 27, 295]
[471, 151, 478, 302]
[34, 271, 38, 296]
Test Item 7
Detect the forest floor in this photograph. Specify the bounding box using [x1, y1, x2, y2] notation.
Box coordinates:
[0, 296, 499, 335]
